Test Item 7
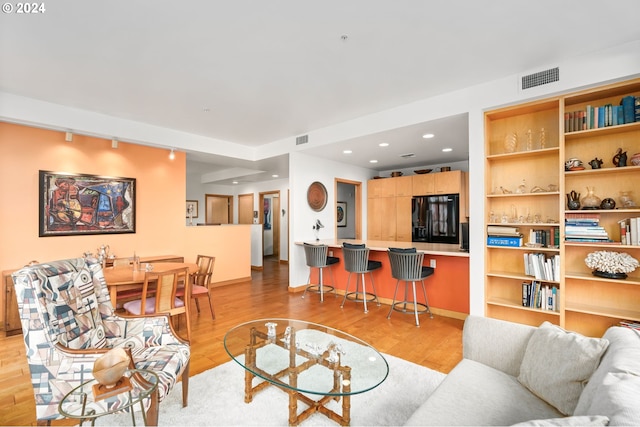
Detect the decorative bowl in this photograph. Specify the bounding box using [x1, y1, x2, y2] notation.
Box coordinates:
[631, 153, 640, 166]
[391, 171, 403, 177]
[414, 169, 432, 174]
[93, 348, 130, 388]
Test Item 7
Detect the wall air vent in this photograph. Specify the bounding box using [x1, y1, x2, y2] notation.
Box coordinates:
[521, 67, 559, 90]
[399, 153, 416, 158]
[296, 135, 309, 145]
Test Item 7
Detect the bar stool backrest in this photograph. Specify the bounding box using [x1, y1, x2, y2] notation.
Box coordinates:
[388, 249, 425, 281]
[303, 243, 329, 268]
[342, 244, 370, 273]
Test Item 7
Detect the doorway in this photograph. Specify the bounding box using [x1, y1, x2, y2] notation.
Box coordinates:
[205, 194, 233, 224]
[259, 191, 280, 260]
[335, 179, 362, 239]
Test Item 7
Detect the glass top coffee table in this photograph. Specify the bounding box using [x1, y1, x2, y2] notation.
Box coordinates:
[224, 318, 389, 426]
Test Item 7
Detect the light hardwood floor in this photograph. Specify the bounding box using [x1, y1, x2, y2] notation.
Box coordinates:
[0, 257, 464, 426]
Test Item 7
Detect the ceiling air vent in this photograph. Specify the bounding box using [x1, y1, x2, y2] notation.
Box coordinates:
[399, 153, 415, 158]
[296, 135, 308, 145]
[521, 67, 559, 90]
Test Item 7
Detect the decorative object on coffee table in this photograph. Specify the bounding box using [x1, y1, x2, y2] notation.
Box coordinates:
[585, 251, 639, 280]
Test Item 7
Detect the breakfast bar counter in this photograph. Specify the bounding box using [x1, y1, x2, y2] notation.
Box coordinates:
[295, 239, 470, 319]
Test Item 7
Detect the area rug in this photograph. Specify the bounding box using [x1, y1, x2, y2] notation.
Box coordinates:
[96, 353, 446, 426]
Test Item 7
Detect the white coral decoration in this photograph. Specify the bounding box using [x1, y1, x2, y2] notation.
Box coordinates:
[585, 251, 639, 274]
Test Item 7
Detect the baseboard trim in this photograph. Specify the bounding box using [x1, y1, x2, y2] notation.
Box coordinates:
[211, 276, 252, 288]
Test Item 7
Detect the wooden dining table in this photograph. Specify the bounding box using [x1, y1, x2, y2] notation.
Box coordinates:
[102, 262, 199, 304]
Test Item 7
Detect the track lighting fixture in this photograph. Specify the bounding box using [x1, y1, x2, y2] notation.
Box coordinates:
[169, 149, 175, 160]
[65, 131, 73, 142]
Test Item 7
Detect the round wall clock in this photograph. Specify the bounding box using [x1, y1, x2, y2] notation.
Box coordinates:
[307, 181, 328, 212]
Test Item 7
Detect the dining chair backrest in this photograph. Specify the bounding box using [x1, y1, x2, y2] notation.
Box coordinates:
[112, 257, 131, 267]
[143, 266, 191, 315]
[193, 255, 215, 288]
[303, 243, 329, 268]
[388, 248, 425, 281]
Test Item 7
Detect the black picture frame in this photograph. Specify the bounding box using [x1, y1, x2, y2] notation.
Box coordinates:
[39, 170, 136, 237]
[337, 201, 347, 227]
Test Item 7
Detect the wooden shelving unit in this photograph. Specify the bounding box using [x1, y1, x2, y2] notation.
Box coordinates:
[484, 78, 640, 336]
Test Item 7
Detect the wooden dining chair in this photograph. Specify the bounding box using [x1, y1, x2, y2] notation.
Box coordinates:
[112, 257, 131, 267]
[190, 255, 216, 319]
[123, 266, 192, 342]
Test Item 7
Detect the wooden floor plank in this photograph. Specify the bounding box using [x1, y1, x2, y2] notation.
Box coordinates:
[0, 257, 464, 426]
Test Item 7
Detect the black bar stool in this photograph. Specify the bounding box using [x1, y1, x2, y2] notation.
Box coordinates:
[302, 243, 339, 302]
[341, 243, 382, 313]
[387, 248, 434, 326]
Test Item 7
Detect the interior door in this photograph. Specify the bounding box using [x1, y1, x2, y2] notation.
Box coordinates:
[238, 193, 254, 224]
[205, 194, 232, 224]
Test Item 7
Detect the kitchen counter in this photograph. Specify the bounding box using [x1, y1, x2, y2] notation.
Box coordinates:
[295, 239, 469, 318]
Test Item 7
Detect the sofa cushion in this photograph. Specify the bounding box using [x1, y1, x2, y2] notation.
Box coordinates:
[405, 359, 562, 426]
[511, 415, 609, 426]
[575, 371, 640, 426]
[517, 322, 609, 416]
[574, 326, 640, 419]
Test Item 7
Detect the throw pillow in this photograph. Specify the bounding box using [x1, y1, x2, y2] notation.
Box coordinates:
[511, 415, 609, 426]
[517, 322, 609, 416]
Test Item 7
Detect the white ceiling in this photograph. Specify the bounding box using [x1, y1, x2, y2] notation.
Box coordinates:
[1, 1, 639, 184]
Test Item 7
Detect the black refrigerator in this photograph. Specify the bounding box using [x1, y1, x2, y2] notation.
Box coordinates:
[412, 194, 460, 244]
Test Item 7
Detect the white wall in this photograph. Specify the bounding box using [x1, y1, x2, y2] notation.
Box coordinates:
[289, 152, 378, 288]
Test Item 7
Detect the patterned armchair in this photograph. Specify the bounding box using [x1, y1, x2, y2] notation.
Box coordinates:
[11, 257, 190, 425]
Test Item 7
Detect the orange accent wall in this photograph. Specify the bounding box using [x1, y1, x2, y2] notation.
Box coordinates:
[324, 248, 470, 314]
[0, 122, 251, 325]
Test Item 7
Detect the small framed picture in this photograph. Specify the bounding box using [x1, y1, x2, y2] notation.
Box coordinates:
[186, 200, 199, 218]
[337, 201, 347, 227]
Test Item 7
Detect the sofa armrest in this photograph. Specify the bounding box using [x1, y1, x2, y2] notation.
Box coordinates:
[463, 315, 536, 377]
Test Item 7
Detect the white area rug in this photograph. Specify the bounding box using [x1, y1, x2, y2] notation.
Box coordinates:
[97, 354, 446, 426]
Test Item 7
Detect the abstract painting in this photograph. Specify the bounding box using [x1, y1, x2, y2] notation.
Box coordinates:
[39, 170, 136, 236]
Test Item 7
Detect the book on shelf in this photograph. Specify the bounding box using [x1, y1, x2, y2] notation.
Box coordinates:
[487, 225, 520, 235]
[487, 235, 522, 247]
[619, 320, 640, 331]
[523, 252, 560, 281]
[566, 95, 636, 133]
[618, 217, 640, 245]
[521, 281, 559, 312]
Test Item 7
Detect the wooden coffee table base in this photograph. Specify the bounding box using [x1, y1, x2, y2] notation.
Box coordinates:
[243, 327, 352, 426]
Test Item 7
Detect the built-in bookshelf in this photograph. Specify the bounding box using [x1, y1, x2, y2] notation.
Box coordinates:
[485, 78, 640, 337]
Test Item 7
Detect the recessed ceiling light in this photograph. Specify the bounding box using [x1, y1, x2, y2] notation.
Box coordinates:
[422, 133, 435, 139]
[343, 149, 352, 154]
[379, 143, 389, 147]
[232, 181, 239, 184]
[272, 174, 279, 178]
[442, 147, 453, 152]
[369, 160, 378, 164]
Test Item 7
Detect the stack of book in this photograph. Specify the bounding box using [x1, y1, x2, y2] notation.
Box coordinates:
[528, 228, 560, 248]
[565, 213, 615, 243]
[522, 281, 559, 312]
[487, 225, 522, 247]
[619, 217, 640, 245]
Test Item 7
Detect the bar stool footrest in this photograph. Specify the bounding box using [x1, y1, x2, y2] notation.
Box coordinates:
[390, 301, 432, 316]
[344, 291, 379, 304]
[304, 284, 335, 294]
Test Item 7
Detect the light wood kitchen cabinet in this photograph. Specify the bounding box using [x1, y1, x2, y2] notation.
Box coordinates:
[435, 170, 463, 194]
[368, 178, 396, 198]
[368, 196, 398, 240]
[396, 196, 413, 242]
[412, 174, 435, 195]
[395, 176, 413, 196]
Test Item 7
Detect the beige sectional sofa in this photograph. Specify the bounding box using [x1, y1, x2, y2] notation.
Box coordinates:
[405, 315, 640, 426]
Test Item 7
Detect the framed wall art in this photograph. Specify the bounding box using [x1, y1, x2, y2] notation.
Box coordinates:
[337, 201, 347, 227]
[39, 170, 136, 237]
[186, 200, 199, 218]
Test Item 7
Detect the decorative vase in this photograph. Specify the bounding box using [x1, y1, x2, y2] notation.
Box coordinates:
[581, 186, 601, 210]
[566, 191, 581, 210]
[592, 270, 627, 280]
[600, 198, 616, 210]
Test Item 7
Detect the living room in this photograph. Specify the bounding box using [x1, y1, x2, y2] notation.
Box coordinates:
[2, 2, 640, 425]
